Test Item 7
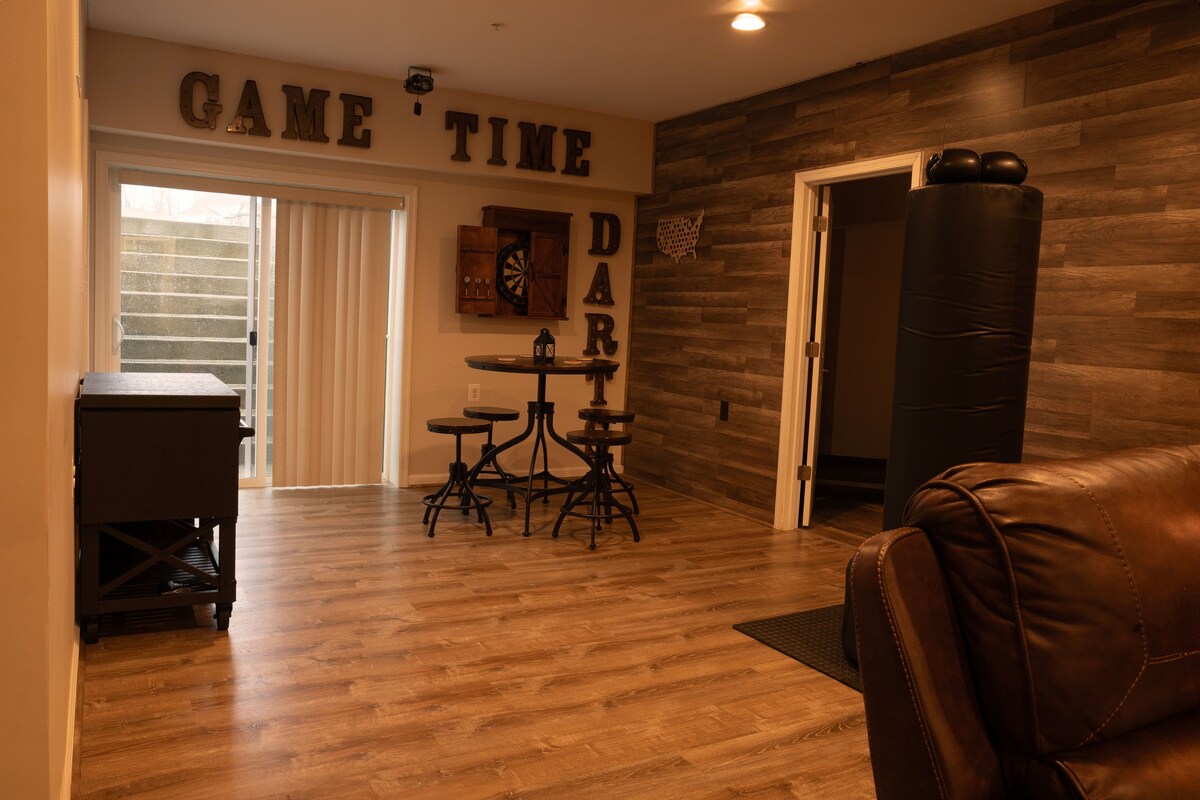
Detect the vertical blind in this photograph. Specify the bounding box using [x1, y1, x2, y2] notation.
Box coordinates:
[273, 200, 392, 487]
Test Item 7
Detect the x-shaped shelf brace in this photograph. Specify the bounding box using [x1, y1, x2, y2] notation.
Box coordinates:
[97, 518, 220, 598]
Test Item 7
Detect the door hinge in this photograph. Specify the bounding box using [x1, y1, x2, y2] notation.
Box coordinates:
[804, 341, 821, 358]
[798, 465, 813, 481]
[813, 215, 829, 233]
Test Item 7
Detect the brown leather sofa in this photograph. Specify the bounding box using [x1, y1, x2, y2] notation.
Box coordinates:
[850, 445, 1200, 799]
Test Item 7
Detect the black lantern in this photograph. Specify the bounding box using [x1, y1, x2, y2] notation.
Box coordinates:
[533, 328, 555, 364]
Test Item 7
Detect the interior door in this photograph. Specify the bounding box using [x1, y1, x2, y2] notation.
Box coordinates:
[798, 186, 832, 527]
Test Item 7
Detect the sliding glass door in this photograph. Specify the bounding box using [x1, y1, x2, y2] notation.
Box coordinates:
[116, 184, 274, 482]
[95, 155, 413, 488]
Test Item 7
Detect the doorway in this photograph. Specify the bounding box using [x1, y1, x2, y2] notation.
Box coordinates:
[773, 152, 924, 530]
[814, 175, 909, 508]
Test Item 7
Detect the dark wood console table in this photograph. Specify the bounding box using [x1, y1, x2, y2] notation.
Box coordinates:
[75, 372, 252, 643]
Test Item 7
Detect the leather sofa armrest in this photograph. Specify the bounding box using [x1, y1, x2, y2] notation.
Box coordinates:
[852, 527, 1007, 800]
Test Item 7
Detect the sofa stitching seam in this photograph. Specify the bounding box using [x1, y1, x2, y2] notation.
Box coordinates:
[1041, 467, 1148, 749]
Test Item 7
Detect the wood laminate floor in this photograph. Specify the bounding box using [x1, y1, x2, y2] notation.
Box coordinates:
[74, 483, 881, 799]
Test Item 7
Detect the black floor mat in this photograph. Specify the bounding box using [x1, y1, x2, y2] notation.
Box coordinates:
[734, 605, 861, 691]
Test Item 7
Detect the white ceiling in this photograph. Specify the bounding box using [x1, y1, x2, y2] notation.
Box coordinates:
[87, 0, 1062, 122]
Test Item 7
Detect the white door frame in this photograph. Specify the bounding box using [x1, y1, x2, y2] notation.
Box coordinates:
[772, 152, 926, 530]
[797, 185, 832, 529]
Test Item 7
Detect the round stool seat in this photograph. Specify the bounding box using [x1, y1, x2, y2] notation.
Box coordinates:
[578, 407, 635, 425]
[463, 406, 521, 422]
[566, 428, 633, 448]
[427, 417, 492, 435]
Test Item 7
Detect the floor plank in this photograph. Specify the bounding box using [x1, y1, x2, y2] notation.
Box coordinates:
[74, 483, 879, 799]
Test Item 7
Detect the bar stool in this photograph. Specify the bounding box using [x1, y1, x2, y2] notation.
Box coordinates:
[553, 428, 639, 550]
[422, 417, 493, 537]
[578, 407, 639, 514]
[463, 405, 520, 509]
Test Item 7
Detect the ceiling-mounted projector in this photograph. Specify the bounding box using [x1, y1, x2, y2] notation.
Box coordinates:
[404, 67, 433, 116]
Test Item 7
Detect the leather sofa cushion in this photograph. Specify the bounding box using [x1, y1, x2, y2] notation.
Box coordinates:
[1043, 712, 1200, 800]
[903, 445, 1200, 756]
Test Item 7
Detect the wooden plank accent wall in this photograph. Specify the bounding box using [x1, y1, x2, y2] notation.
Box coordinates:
[626, 0, 1200, 524]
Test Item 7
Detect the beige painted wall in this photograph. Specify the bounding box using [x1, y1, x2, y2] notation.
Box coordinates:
[87, 30, 652, 195]
[87, 33, 651, 484]
[0, 0, 86, 796]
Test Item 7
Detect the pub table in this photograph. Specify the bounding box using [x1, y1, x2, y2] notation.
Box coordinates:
[464, 355, 619, 535]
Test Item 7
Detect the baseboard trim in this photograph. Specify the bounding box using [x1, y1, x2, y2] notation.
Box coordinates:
[64, 631, 80, 799]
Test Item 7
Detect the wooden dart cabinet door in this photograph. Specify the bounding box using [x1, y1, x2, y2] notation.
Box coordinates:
[527, 231, 566, 318]
[455, 225, 499, 316]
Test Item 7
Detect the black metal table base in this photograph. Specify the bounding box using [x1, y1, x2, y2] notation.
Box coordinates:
[468, 399, 593, 536]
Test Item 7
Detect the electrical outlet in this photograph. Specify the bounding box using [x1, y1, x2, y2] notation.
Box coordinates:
[468, 384, 480, 402]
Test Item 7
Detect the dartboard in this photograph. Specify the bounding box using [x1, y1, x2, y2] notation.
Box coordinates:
[496, 240, 531, 306]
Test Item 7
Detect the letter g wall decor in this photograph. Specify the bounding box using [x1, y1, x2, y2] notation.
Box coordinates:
[179, 71, 373, 149]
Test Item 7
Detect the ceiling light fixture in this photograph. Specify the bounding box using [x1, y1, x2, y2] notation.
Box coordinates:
[731, 12, 765, 31]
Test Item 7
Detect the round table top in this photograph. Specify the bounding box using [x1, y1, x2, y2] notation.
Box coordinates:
[466, 355, 620, 376]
